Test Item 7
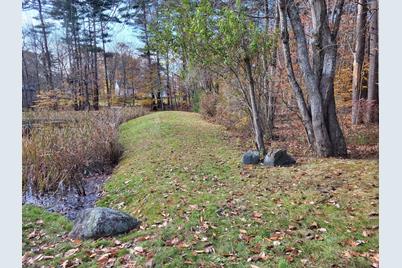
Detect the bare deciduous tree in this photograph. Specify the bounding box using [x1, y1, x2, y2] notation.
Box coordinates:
[351, 0, 367, 124]
[366, 0, 378, 123]
[278, 0, 347, 157]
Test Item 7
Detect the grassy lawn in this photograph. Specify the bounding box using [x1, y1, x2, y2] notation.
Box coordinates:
[22, 111, 378, 267]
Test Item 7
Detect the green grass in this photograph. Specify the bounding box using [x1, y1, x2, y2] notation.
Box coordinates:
[22, 111, 379, 267]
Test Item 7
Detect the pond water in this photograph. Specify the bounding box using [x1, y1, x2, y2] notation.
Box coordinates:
[22, 175, 110, 220]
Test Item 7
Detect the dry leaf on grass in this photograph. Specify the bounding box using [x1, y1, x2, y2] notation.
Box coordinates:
[64, 248, 79, 258]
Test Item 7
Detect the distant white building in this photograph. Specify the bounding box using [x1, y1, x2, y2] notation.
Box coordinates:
[161, 90, 168, 98]
[114, 81, 136, 97]
[114, 81, 122, 96]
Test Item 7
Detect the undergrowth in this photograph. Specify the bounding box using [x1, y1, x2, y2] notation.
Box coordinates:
[22, 107, 148, 194]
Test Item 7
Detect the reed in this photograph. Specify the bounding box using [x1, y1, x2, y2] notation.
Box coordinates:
[22, 107, 148, 194]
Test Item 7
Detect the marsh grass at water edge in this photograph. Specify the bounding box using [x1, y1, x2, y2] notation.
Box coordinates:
[22, 107, 148, 195]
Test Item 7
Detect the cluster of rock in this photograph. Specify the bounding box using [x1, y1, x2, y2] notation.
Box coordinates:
[242, 149, 296, 167]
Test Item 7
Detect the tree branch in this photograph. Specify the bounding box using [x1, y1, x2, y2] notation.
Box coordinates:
[286, 0, 318, 93]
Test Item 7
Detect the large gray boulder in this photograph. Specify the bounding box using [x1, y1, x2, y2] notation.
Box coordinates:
[69, 207, 139, 239]
[242, 150, 260, 164]
[263, 149, 296, 167]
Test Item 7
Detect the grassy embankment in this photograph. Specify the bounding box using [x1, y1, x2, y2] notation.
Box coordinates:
[23, 111, 378, 267]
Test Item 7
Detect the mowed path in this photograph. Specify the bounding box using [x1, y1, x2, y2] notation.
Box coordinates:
[23, 111, 379, 267]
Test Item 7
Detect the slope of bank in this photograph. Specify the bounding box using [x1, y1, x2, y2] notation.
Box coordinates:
[23, 111, 378, 267]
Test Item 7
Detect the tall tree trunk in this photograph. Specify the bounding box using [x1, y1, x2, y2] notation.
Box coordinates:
[83, 18, 91, 110]
[278, 0, 346, 157]
[65, 24, 76, 109]
[278, 0, 316, 148]
[101, 21, 111, 107]
[182, 57, 191, 109]
[172, 73, 177, 109]
[75, 25, 84, 110]
[166, 51, 172, 109]
[141, 1, 154, 108]
[37, 0, 53, 91]
[56, 43, 63, 85]
[267, 4, 280, 138]
[351, 0, 367, 124]
[366, 0, 378, 123]
[84, 51, 90, 110]
[30, 29, 42, 93]
[244, 56, 266, 155]
[109, 55, 117, 103]
[287, 0, 332, 156]
[122, 58, 127, 106]
[92, 16, 99, 110]
[261, 0, 273, 138]
[130, 71, 135, 106]
[318, 0, 347, 156]
[22, 51, 30, 107]
[156, 52, 163, 110]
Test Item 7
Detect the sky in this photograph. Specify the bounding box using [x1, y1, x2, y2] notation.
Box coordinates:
[22, 9, 144, 52]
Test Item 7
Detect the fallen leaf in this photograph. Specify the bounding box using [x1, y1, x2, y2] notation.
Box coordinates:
[28, 230, 38, 239]
[273, 241, 281, 247]
[42, 255, 54, 260]
[204, 245, 215, 254]
[345, 239, 365, 247]
[177, 241, 190, 249]
[301, 259, 308, 265]
[64, 248, 79, 258]
[252, 211, 262, 218]
[369, 211, 379, 217]
[247, 251, 269, 262]
[239, 233, 252, 242]
[166, 237, 180, 246]
[145, 258, 155, 268]
[286, 255, 294, 262]
[189, 204, 199, 210]
[61, 259, 72, 268]
[134, 235, 151, 243]
[309, 222, 319, 229]
[97, 253, 110, 265]
[134, 246, 144, 253]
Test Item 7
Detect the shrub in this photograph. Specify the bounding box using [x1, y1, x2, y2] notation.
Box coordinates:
[200, 93, 218, 117]
[192, 90, 201, 113]
[211, 87, 252, 136]
[33, 90, 75, 111]
[22, 107, 148, 195]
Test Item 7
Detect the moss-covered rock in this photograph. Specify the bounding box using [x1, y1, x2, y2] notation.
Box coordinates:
[69, 207, 139, 239]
